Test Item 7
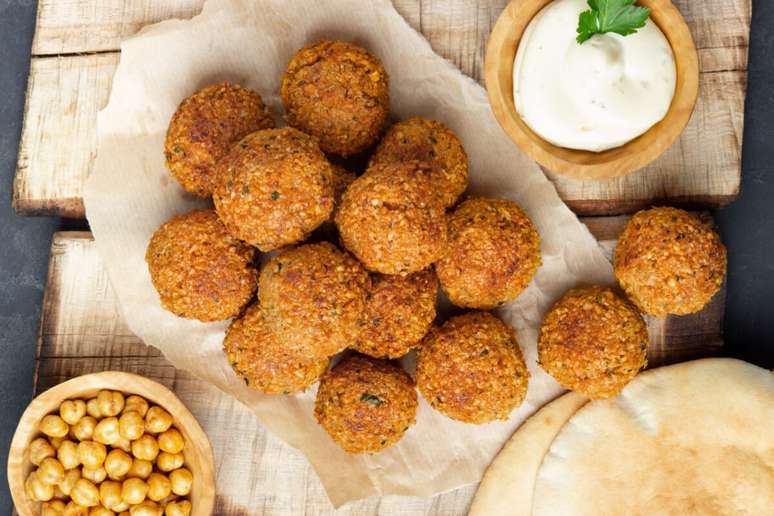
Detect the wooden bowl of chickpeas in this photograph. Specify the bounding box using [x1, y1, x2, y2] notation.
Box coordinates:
[7, 371, 215, 516]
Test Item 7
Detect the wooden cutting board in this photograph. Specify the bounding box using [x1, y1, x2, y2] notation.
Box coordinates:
[28, 218, 723, 514]
[12, 0, 749, 218]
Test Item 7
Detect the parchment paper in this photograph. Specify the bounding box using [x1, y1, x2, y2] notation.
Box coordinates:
[83, 0, 615, 506]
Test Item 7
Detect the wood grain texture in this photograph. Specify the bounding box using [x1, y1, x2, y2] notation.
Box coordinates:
[13, 0, 750, 216]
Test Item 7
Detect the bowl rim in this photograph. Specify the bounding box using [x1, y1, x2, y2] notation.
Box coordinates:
[484, 0, 700, 180]
[7, 371, 215, 516]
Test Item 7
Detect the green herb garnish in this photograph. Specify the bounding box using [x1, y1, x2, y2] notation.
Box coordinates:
[361, 393, 384, 406]
[576, 0, 651, 44]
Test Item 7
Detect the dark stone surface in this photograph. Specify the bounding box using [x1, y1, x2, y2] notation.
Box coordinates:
[0, 0, 772, 511]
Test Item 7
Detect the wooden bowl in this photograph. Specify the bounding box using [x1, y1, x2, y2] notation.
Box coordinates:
[8, 372, 215, 515]
[485, 0, 699, 180]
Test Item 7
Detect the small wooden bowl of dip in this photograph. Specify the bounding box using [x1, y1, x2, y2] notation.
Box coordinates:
[485, 0, 699, 180]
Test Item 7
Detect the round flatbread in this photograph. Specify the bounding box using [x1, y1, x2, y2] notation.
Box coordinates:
[469, 392, 588, 516]
[533, 358, 774, 516]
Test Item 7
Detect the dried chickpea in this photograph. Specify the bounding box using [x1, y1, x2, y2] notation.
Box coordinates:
[30, 437, 56, 465]
[123, 396, 149, 417]
[82, 466, 107, 484]
[37, 457, 66, 485]
[60, 400, 87, 425]
[42, 500, 67, 516]
[113, 437, 132, 453]
[155, 452, 184, 473]
[89, 506, 115, 516]
[131, 434, 159, 462]
[60, 468, 81, 496]
[26, 471, 54, 501]
[64, 501, 89, 516]
[144, 407, 172, 434]
[50, 436, 66, 449]
[57, 440, 80, 470]
[157, 429, 184, 454]
[168, 468, 192, 497]
[126, 459, 152, 480]
[164, 500, 191, 516]
[71, 416, 98, 441]
[77, 441, 107, 469]
[146, 472, 172, 502]
[86, 398, 102, 419]
[97, 391, 125, 417]
[104, 449, 132, 480]
[52, 484, 68, 500]
[94, 417, 121, 445]
[40, 415, 70, 438]
[118, 411, 145, 441]
[71, 478, 100, 507]
[111, 501, 130, 513]
[99, 480, 123, 510]
[131, 501, 161, 516]
[121, 477, 149, 505]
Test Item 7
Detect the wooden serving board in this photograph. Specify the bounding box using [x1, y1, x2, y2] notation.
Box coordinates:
[26, 218, 724, 514]
[12, 0, 749, 218]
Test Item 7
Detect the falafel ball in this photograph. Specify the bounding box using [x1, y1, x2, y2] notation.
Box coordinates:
[369, 117, 468, 207]
[314, 354, 417, 453]
[614, 207, 727, 318]
[145, 209, 257, 322]
[416, 312, 529, 424]
[223, 303, 329, 394]
[164, 82, 274, 197]
[435, 197, 541, 309]
[353, 269, 438, 359]
[335, 161, 447, 275]
[259, 242, 370, 358]
[538, 286, 648, 399]
[213, 127, 334, 252]
[281, 40, 389, 157]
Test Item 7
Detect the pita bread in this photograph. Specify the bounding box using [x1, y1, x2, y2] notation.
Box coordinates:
[469, 392, 587, 516]
[532, 358, 774, 516]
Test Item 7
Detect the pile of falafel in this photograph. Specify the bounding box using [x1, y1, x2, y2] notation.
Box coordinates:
[145, 40, 727, 454]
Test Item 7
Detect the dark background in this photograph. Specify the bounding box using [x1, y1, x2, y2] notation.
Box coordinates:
[1, 0, 772, 511]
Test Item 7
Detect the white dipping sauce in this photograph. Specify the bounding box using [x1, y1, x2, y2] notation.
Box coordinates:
[513, 0, 676, 152]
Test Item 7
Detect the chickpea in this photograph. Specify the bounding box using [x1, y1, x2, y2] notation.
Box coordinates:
[52, 484, 68, 500]
[89, 507, 115, 516]
[97, 391, 125, 417]
[144, 407, 172, 434]
[71, 478, 100, 507]
[111, 501, 130, 513]
[113, 437, 132, 453]
[71, 416, 98, 441]
[98, 480, 123, 510]
[131, 434, 159, 462]
[123, 396, 149, 417]
[164, 500, 191, 516]
[155, 452, 184, 473]
[60, 468, 81, 496]
[57, 440, 80, 470]
[86, 398, 102, 419]
[82, 466, 107, 484]
[131, 501, 162, 516]
[60, 399, 87, 425]
[26, 471, 54, 501]
[30, 437, 56, 465]
[146, 472, 171, 502]
[77, 441, 107, 469]
[168, 468, 192, 497]
[118, 411, 145, 441]
[40, 415, 70, 438]
[156, 429, 184, 454]
[50, 436, 66, 449]
[121, 477, 149, 505]
[104, 449, 132, 480]
[64, 501, 89, 516]
[37, 457, 65, 485]
[42, 499, 67, 516]
[93, 417, 121, 445]
[126, 459, 152, 480]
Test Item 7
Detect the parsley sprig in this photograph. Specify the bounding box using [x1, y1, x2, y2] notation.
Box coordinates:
[576, 0, 652, 44]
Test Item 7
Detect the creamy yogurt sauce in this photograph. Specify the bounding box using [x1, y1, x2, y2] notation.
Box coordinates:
[513, 0, 676, 152]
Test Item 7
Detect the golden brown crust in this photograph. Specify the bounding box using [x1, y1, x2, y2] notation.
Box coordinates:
[416, 312, 529, 424]
[369, 117, 468, 207]
[314, 354, 417, 453]
[212, 127, 334, 252]
[353, 269, 438, 359]
[281, 40, 389, 157]
[223, 303, 329, 394]
[145, 209, 257, 322]
[258, 242, 370, 358]
[164, 82, 274, 197]
[436, 197, 541, 309]
[538, 286, 648, 400]
[335, 161, 448, 275]
[614, 207, 727, 318]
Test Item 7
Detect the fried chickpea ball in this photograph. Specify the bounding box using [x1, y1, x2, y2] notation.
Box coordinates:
[538, 286, 649, 399]
[145, 209, 257, 322]
[370, 117, 468, 207]
[223, 303, 329, 393]
[353, 269, 438, 359]
[335, 161, 447, 275]
[416, 312, 529, 423]
[435, 197, 541, 309]
[213, 127, 334, 251]
[259, 242, 369, 358]
[164, 82, 274, 196]
[614, 207, 727, 318]
[314, 354, 417, 453]
[281, 40, 389, 157]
